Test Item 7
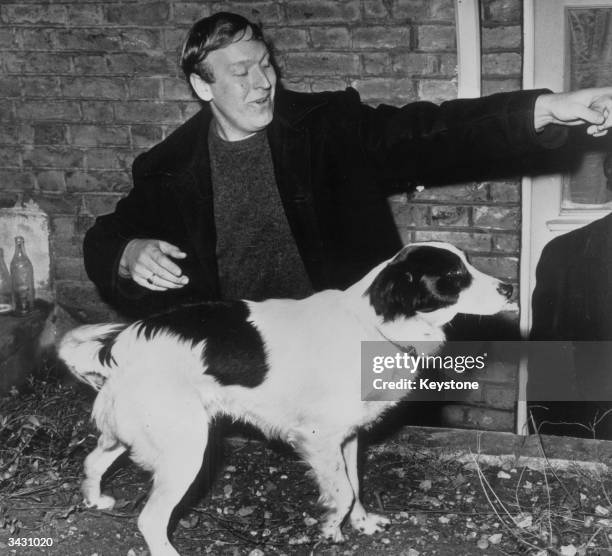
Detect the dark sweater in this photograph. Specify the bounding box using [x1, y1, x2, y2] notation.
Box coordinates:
[209, 128, 313, 301]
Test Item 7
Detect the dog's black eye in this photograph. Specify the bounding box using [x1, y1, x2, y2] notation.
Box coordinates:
[437, 271, 470, 294]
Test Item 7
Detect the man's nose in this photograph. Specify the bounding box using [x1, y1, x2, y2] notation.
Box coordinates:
[252, 66, 272, 89]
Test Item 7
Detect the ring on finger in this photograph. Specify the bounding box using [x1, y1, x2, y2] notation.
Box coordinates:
[147, 273, 156, 285]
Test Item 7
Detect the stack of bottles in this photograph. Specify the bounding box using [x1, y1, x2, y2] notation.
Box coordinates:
[0, 236, 35, 316]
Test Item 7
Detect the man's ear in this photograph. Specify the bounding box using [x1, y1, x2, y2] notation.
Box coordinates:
[189, 73, 213, 102]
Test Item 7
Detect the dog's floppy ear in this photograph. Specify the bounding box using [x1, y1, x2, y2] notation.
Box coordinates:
[366, 263, 427, 322]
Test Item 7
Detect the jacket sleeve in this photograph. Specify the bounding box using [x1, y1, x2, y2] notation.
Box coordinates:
[352, 88, 567, 185]
[82, 157, 165, 313]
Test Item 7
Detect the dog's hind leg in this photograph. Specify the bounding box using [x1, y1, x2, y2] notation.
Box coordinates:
[342, 435, 390, 535]
[136, 408, 209, 556]
[302, 440, 356, 543]
[82, 435, 127, 510]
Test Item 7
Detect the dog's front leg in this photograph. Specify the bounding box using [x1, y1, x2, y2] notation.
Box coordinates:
[342, 435, 390, 535]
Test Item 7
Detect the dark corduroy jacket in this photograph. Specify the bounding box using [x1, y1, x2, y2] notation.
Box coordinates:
[84, 87, 563, 317]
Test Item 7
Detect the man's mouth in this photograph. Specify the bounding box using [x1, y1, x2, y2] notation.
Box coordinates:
[252, 95, 270, 105]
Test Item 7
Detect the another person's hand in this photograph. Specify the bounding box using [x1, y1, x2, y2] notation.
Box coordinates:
[119, 239, 189, 291]
[534, 87, 612, 137]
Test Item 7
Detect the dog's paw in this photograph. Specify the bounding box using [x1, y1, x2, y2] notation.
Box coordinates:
[320, 522, 346, 543]
[350, 512, 390, 535]
[84, 494, 116, 510]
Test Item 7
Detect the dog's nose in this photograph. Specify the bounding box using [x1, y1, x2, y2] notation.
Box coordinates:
[497, 282, 513, 299]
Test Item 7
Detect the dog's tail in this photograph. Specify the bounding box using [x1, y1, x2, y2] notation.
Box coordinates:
[58, 323, 128, 391]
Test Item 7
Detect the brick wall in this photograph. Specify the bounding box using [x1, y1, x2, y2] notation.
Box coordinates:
[0, 0, 523, 430]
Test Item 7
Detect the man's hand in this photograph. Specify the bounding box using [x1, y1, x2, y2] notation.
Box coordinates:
[534, 87, 612, 137]
[119, 239, 189, 291]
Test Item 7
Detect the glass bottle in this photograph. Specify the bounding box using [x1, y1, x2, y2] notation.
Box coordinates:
[0, 248, 12, 313]
[10, 236, 35, 316]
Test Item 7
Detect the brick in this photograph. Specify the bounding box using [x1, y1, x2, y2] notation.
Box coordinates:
[482, 78, 521, 95]
[121, 29, 164, 51]
[72, 55, 109, 76]
[5, 52, 71, 75]
[364, 0, 390, 19]
[36, 170, 67, 192]
[482, 0, 521, 24]
[106, 53, 173, 76]
[0, 78, 21, 98]
[3, 4, 67, 24]
[395, 0, 454, 21]
[417, 25, 456, 51]
[0, 147, 22, 168]
[390, 201, 429, 227]
[352, 26, 412, 49]
[105, 2, 170, 25]
[311, 78, 348, 93]
[23, 146, 84, 169]
[482, 53, 521, 76]
[482, 25, 521, 50]
[164, 28, 190, 52]
[285, 52, 360, 77]
[33, 124, 67, 146]
[161, 78, 191, 101]
[70, 125, 130, 147]
[50, 216, 77, 240]
[21, 76, 61, 98]
[413, 230, 491, 252]
[62, 77, 125, 100]
[115, 101, 183, 124]
[129, 77, 163, 100]
[393, 53, 456, 76]
[19, 29, 57, 50]
[310, 27, 350, 49]
[418, 79, 456, 102]
[130, 125, 163, 148]
[481, 383, 516, 410]
[214, 2, 280, 24]
[351, 78, 417, 103]
[55, 29, 123, 51]
[67, 4, 105, 25]
[286, 1, 360, 24]
[363, 53, 391, 75]
[269, 27, 309, 50]
[81, 101, 115, 124]
[181, 101, 201, 121]
[470, 255, 518, 281]
[0, 101, 15, 122]
[54, 257, 86, 281]
[440, 404, 513, 431]
[487, 180, 520, 202]
[65, 170, 132, 193]
[86, 148, 133, 171]
[0, 170, 35, 190]
[171, 2, 211, 24]
[491, 233, 519, 253]
[0, 124, 33, 145]
[473, 206, 519, 229]
[481, 358, 517, 383]
[393, 0, 430, 20]
[430, 205, 469, 227]
[16, 101, 81, 121]
[0, 28, 16, 48]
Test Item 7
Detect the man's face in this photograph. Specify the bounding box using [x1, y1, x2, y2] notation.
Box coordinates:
[191, 30, 277, 141]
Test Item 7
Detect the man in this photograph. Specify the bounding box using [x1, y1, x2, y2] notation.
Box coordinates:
[84, 12, 612, 318]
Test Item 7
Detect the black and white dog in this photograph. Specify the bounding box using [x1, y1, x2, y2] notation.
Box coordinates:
[59, 242, 514, 556]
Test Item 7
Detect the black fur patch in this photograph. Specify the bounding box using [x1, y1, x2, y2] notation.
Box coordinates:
[135, 301, 268, 388]
[98, 325, 128, 367]
[367, 245, 472, 322]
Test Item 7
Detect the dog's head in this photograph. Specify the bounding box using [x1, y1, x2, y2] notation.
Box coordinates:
[365, 242, 514, 326]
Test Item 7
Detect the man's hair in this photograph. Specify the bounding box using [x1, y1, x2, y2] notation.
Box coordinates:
[180, 12, 267, 84]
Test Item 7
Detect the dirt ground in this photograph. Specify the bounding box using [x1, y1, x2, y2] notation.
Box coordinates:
[3, 373, 612, 556]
